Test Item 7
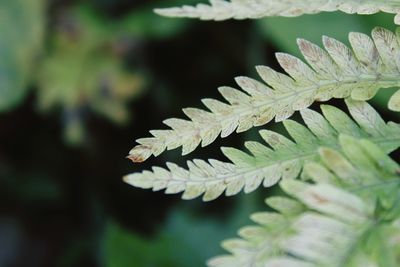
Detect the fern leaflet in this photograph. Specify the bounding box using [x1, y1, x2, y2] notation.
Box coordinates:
[124, 100, 400, 201]
[208, 137, 400, 267]
[155, 0, 400, 25]
[128, 28, 400, 162]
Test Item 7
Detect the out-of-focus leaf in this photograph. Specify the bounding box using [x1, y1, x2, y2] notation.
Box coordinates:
[0, 0, 44, 111]
[104, 212, 226, 267]
[119, 8, 188, 39]
[1, 172, 61, 202]
[37, 6, 144, 144]
[116, 0, 204, 39]
[105, 194, 261, 267]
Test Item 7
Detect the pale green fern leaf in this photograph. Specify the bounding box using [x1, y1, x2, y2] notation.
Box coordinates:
[208, 137, 400, 267]
[155, 0, 400, 24]
[124, 100, 400, 201]
[128, 28, 400, 162]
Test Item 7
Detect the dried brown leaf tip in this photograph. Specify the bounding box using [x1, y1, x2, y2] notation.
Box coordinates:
[127, 145, 152, 163]
[309, 192, 329, 204]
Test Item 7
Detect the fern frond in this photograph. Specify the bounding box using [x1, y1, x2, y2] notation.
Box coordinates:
[128, 27, 400, 162]
[124, 100, 400, 201]
[208, 137, 400, 267]
[155, 0, 400, 24]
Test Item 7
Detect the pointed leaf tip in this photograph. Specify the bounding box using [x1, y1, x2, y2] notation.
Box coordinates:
[122, 175, 130, 184]
[127, 145, 152, 163]
[389, 89, 400, 111]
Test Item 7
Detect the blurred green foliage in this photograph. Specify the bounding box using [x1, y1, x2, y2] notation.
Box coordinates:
[104, 195, 261, 267]
[37, 6, 144, 144]
[118, 6, 189, 39]
[0, 1, 191, 144]
[0, 0, 44, 111]
[105, 211, 223, 267]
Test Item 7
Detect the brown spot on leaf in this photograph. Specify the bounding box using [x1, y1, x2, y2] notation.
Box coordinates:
[127, 154, 146, 163]
[298, 39, 312, 54]
[126, 145, 151, 163]
[269, 134, 280, 146]
[310, 192, 329, 204]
